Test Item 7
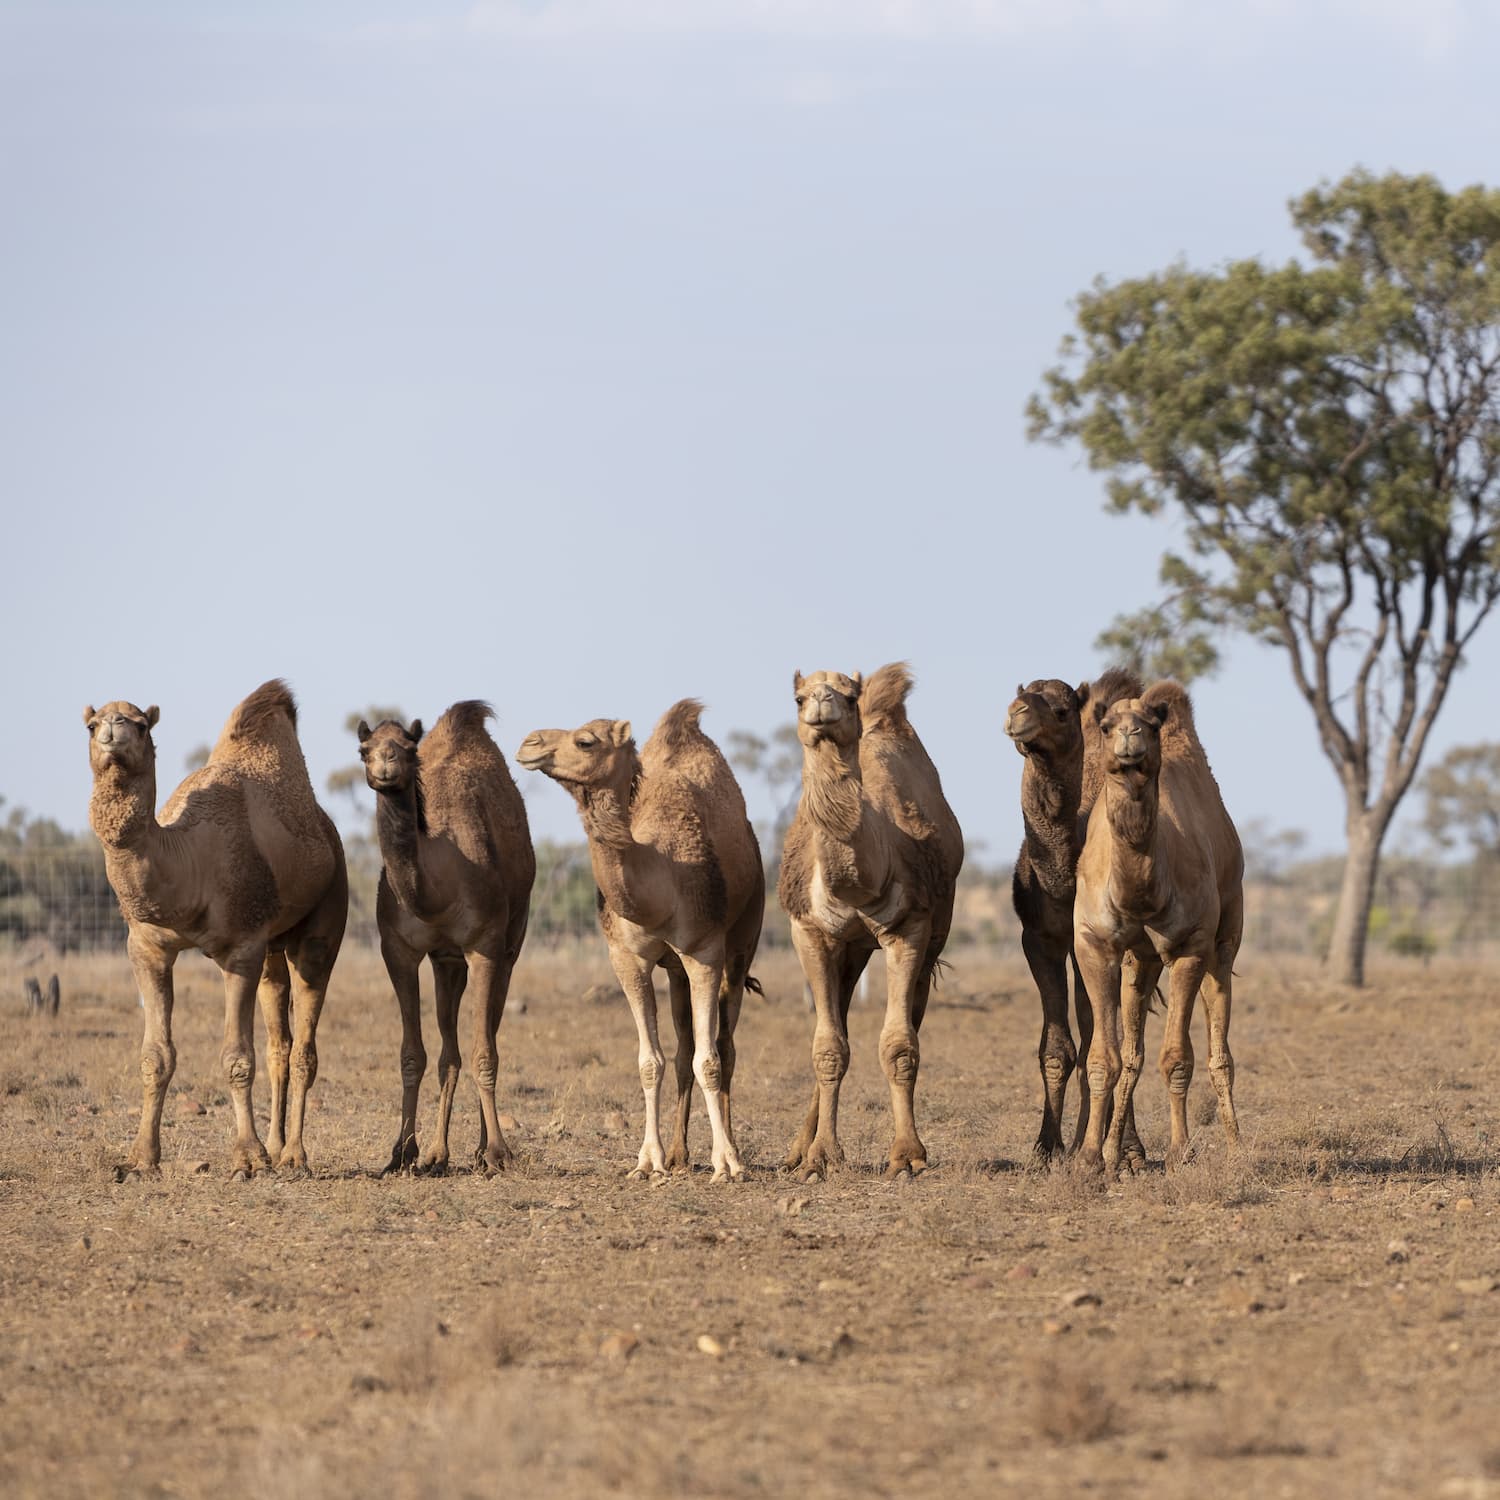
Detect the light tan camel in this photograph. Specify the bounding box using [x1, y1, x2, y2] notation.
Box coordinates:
[357, 702, 535, 1177]
[1006, 667, 1145, 1163]
[516, 702, 763, 1182]
[779, 663, 963, 1181]
[85, 681, 347, 1179]
[1072, 681, 1244, 1172]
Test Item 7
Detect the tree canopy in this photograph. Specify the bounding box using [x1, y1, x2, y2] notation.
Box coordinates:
[1029, 169, 1500, 984]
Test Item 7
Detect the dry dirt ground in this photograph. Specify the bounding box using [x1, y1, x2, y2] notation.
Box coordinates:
[1, 943, 1497, 1500]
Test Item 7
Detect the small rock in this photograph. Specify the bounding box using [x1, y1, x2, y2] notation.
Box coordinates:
[424, 1209, 439, 1221]
[778, 1195, 811, 1217]
[598, 1332, 639, 1362]
[1041, 1318, 1070, 1336]
[1287, 1271, 1307, 1287]
[170, 1336, 199, 1357]
[1456, 1197, 1476, 1213]
[551, 1197, 579, 1211]
[1456, 1277, 1498, 1296]
[1059, 1288, 1102, 1309]
[601, 1111, 628, 1134]
[351, 1373, 387, 1393]
[497, 1113, 520, 1132]
[75, 1235, 91, 1253]
[817, 1277, 859, 1295]
[828, 1330, 856, 1358]
[177, 1096, 206, 1116]
[1005, 1263, 1037, 1281]
[1387, 1239, 1410, 1264]
[696, 1334, 725, 1358]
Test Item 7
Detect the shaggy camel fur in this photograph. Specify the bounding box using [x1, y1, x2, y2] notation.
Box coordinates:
[1006, 668, 1145, 1163]
[85, 681, 347, 1179]
[358, 702, 535, 1177]
[517, 702, 763, 1182]
[779, 663, 963, 1181]
[1072, 681, 1244, 1172]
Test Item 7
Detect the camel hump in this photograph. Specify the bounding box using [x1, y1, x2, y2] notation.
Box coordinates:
[646, 699, 708, 758]
[1140, 679, 1204, 753]
[861, 662, 915, 732]
[1084, 665, 1143, 712]
[424, 700, 495, 750]
[223, 679, 298, 742]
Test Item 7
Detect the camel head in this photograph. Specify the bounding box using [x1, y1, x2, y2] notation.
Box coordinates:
[516, 719, 637, 796]
[1004, 679, 1088, 759]
[1097, 697, 1169, 786]
[793, 670, 863, 750]
[357, 716, 424, 795]
[84, 701, 159, 777]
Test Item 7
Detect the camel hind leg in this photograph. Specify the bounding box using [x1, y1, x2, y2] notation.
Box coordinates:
[1024, 930, 1075, 1164]
[423, 950, 467, 1175]
[662, 955, 694, 1172]
[1200, 946, 1241, 1150]
[679, 948, 743, 1183]
[258, 951, 292, 1161]
[469, 947, 517, 1177]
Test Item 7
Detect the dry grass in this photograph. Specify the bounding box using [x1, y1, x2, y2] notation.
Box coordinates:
[0, 944, 1498, 1498]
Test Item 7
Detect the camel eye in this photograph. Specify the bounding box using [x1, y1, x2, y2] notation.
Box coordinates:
[576, 733, 598, 749]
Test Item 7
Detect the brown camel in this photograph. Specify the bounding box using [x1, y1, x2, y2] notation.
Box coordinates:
[357, 702, 535, 1177]
[1072, 681, 1244, 1173]
[85, 681, 347, 1179]
[779, 663, 964, 1181]
[516, 702, 763, 1182]
[1006, 667, 1145, 1163]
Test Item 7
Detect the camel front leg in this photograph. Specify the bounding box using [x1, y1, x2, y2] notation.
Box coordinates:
[1200, 957, 1241, 1150]
[220, 947, 272, 1179]
[1072, 931, 1122, 1170]
[1024, 928, 1076, 1164]
[258, 952, 292, 1162]
[420, 951, 466, 1175]
[663, 956, 694, 1172]
[785, 922, 849, 1180]
[878, 927, 929, 1179]
[468, 948, 517, 1177]
[1104, 955, 1153, 1177]
[718, 963, 746, 1152]
[1160, 953, 1206, 1169]
[610, 948, 668, 1180]
[678, 948, 742, 1182]
[1068, 952, 1094, 1156]
[118, 933, 177, 1179]
[379, 933, 425, 1176]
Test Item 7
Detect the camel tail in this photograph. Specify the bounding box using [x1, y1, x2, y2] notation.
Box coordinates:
[224, 679, 298, 741]
[647, 698, 708, 757]
[744, 973, 765, 998]
[862, 661, 915, 731]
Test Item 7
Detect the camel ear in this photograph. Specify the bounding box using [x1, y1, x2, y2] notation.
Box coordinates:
[83, 706, 96, 727]
[357, 720, 372, 744]
[793, 670, 804, 693]
[1015, 683, 1025, 700]
[408, 720, 424, 743]
[1147, 701, 1170, 729]
[1074, 681, 1091, 710]
[144, 706, 159, 729]
[612, 720, 633, 746]
[850, 672, 863, 699]
[1092, 697, 1108, 726]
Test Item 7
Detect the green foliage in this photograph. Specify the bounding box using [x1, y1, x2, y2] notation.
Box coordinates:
[1094, 600, 1220, 685]
[0, 800, 121, 951]
[527, 840, 600, 943]
[1420, 741, 1500, 857]
[1030, 168, 1500, 982]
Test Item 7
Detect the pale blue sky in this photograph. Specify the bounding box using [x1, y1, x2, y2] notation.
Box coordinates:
[5, 0, 1498, 860]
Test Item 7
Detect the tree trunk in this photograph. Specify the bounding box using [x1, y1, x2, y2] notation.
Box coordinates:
[1325, 814, 1386, 987]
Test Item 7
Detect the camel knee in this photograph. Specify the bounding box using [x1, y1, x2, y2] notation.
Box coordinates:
[1040, 1030, 1077, 1088]
[140, 1041, 176, 1092]
[400, 1044, 427, 1088]
[290, 1042, 318, 1090]
[639, 1051, 665, 1091]
[693, 1048, 723, 1093]
[470, 1047, 496, 1091]
[812, 1038, 849, 1085]
[1087, 1052, 1120, 1098]
[879, 1030, 919, 1086]
[221, 1047, 254, 1090]
[1160, 1045, 1193, 1095]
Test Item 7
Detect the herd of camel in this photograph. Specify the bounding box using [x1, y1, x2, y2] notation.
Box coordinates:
[82, 664, 1243, 1185]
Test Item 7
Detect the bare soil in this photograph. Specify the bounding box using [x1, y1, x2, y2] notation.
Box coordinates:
[1, 944, 1497, 1499]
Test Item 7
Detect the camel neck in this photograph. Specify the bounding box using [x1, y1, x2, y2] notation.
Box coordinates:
[375, 783, 431, 915]
[577, 781, 668, 928]
[1020, 746, 1083, 891]
[89, 764, 159, 853]
[1103, 773, 1164, 904]
[800, 737, 863, 843]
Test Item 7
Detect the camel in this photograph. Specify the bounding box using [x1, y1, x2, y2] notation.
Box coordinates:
[84, 681, 347, 1179]
[779, 663, 963, 1181]
[1072, 681, 1244, 1173]
[1006, 667, 1145, 1164]
[516, 701, 763, 1182]
[357, 702, 535, 1177]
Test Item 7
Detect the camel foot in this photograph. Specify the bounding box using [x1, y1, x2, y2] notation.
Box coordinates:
[380, 1137, 420, 1178]
[276, 1144, 310, 1177]
[626, 1166, 668, 1183]
[1030, 1139, 1064, 1172]
[663, 1142, 691, 1173]
[883, 1157, 928, 1182]
[112, 1157, 160, 1183]
[228, 1143, 274, 1181]
[884, 1137, 928, 1181]
[1164, 1138, 1197, 1174]
[416, 1153, 450, 1177]
[793, 1138, 844, 1182]
[710, 1157, 746, 1185]
[781, 1140, 816, 1174]
[474, 1144, 513, 1178]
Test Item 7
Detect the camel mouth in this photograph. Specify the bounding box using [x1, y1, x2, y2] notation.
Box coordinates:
[1005, 711, 1039, 745]
[515, 749, 554, 773]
